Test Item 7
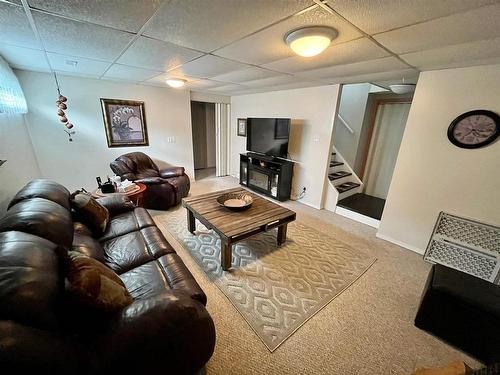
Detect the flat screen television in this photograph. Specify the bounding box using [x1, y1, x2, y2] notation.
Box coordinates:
[246, 118, 290, 158]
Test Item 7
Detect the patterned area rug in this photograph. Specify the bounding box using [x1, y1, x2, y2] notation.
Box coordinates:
[155, 206, 376, 352]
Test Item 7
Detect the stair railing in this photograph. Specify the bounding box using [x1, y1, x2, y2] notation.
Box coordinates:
[337, 114, 355, 134]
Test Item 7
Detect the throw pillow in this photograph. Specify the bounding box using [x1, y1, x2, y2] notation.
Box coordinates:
[65, 251, 133, 312]
[70, 191, 109, 236]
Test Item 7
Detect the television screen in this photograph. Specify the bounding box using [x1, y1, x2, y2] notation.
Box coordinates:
[246, 118, 290, 158]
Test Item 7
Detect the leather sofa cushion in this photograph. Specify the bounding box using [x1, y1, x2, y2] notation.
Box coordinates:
[101, 226, 175, 274]
[119, 260, 172, 300]
[0, 198, 73, 250]
[8, 179, 71, 210]
[99, 207, 155, 242]
[0, 231, 63, 329]
[72, 232, 106, 263]
[119, 254, 206, 305]
[159, 166, 184, 178]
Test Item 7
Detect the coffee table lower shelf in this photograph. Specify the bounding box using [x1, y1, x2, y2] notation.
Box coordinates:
[187, 209, 294, 270]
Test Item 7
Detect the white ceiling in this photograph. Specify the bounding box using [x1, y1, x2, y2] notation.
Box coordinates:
[1, 0, 499, 95]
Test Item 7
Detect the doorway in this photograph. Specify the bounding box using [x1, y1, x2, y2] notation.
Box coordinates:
[331, 83, 414, 221]
[191, 101, 216, 180]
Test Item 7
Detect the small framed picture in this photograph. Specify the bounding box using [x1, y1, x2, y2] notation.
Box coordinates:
[237, 118, 246, 137]
[100, 98, 149, 147]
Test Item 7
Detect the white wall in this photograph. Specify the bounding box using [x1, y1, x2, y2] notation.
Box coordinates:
[0, 114, 41, 213]
[231, 85, 340, 209]
[17, 70, 194, 191]
[378, 64, 500, 253]
[333, 83, 371, 169]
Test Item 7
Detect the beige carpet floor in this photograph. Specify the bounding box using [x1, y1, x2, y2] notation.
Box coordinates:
[156, 207, 376, 351]
[150, 176, 479, 374]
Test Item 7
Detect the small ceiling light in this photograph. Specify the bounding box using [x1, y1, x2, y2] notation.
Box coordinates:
[166, 78, 186, 88]
[285, 26, 338, 57]
[389, 78, 416, 94]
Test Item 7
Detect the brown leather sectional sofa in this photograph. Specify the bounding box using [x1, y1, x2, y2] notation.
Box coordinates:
[0, 179, 215, 374]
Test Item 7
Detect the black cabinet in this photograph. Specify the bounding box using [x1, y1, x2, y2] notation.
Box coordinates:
[239, 152, 293, 201]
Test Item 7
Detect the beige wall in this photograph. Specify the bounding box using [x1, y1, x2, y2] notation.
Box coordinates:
[0, 114, 41, 213]
[230, 85, 340, 209]
[17, 70, 194, 191]
[378, 64, 500, 253]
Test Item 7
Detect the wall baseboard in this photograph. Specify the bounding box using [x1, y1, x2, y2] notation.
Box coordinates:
[335, 206, 380, 228]
[375, 232, 425, 255]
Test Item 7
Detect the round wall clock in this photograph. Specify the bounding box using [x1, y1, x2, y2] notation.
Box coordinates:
[447, 110, 500, 149]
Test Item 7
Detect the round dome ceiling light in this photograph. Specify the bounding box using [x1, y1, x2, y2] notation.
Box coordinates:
[285, 26, 338, 57]
[166, 78, 186, 88]
[389, 83, 416, 94]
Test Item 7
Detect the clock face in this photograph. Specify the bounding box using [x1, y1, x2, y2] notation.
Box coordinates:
[448, 110, 500, 149]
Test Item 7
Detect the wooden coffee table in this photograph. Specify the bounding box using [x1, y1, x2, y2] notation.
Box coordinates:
[182, 187, 296, 271]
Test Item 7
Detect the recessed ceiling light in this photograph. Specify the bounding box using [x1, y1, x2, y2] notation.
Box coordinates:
[166, 78, 186, 88]
[285, 26, 338, 57]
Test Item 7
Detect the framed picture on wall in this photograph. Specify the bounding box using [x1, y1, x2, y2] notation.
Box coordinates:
[100, 98, 149, 147]
[237, 118, 246, 137]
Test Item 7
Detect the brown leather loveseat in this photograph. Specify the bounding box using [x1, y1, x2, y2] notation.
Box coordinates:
[110, 152, 190, 210]
[0, 179, 215, 374]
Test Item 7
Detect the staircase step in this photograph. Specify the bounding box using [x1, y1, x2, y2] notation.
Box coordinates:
[328, 171, 352, 181]
[335, 182, 361, 193]
[330, 161, 343, 167]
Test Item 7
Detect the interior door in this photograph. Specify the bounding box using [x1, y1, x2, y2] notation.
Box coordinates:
[190, 101, 207, 170]
[363, 102, 411, 199]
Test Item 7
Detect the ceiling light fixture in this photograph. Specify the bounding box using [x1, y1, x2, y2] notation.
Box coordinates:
[285, 26, 338, 57]
[389, 78, 416, 94]
[166, 78, 186, 88]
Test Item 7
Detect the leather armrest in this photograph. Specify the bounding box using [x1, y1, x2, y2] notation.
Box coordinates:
[96, 195, 135, 215]
[135, 177, 165, 185]
[0, 320, 88, 374]
[98, 291, 215, 374]
[159, 166, 185, 178]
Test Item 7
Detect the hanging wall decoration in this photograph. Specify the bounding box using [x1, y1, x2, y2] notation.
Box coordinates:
[54, 73, 76, 142]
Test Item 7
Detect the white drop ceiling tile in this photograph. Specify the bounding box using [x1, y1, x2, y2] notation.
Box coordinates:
[172, 55, 248, 78]
[46, 52, 110, 76]
[186, 79, 227, 89]
[207, 83, 247, 93]
[0, 43, 50, 71]
[328, 0, 496, 35]
[331, 69, 419, 86]
[143, 0, 313, 52]
[296, 56, 409, 81]
[263, 38, 389, 73]
[117, 36, 203, 72]
[401, 37, 500, 71]
[103, 63, 162, 81]
[374, 3, 500, 54]
[33, 11, 134, 61]
[145, 71, 199, 85]
[210, 66, 283, 83]
[214, 5, 362, 65]
[27, 0, 163, 33]
[0, 2, 40, 49]
[242, 75, 306, 88]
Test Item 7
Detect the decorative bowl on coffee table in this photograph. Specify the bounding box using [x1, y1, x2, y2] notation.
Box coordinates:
[216, 192, 253, 211]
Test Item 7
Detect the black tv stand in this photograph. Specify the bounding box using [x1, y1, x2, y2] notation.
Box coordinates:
[239, 152, 294, 201]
